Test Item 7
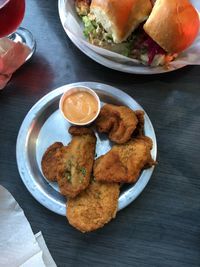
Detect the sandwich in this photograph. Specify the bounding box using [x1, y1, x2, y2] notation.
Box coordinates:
[75, 0, 200, 67]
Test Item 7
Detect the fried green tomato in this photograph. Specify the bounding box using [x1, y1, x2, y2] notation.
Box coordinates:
[57, 126, 96, 198]
[41, 142, 64, 181]
[66, 181, 120, 232]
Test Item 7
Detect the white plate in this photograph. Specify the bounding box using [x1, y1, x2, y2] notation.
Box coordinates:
[58, 0, 187, 74]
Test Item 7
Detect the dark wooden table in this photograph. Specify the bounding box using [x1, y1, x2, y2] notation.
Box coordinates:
[0, 1, 200, 266]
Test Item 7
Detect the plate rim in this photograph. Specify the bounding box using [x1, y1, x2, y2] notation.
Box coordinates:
[16, 82, 157, 215]
[58, 0, 187, 75]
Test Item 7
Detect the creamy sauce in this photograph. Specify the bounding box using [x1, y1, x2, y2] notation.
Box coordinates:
[62, 91, 98, 123]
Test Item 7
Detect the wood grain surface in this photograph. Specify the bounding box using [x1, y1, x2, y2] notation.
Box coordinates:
[0, 0, 200, 266]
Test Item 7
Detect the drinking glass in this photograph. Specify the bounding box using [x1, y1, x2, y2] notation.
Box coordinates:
[0, 0, 36, 60]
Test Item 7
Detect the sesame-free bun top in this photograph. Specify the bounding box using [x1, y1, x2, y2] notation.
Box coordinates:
[143, 0, 200, 53]
[90, 0, 152, 43]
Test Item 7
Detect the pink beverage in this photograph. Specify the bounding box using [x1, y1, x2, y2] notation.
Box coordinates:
[0, 0, 25, 38]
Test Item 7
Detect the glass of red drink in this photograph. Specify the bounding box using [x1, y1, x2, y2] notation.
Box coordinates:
[0, 0, 36, 59]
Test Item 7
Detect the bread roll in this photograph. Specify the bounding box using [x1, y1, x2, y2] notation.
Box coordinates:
[143, 0, 200, 53]
[90, 0, 152, 43]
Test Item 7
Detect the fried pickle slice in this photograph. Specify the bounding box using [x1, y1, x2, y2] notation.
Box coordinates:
[57, 126, 96, 198]
[95, 104, 138, 144]
[66, 181, 120, 233]
[93, 136, 156, 184]
[41, 142, 64, 182]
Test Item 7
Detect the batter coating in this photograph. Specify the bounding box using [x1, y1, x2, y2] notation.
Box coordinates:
[66, 181, 120, 232]
[94, 136, 155, 183]
[57, 126, 96, 198]
[95, 104, 138, 144]
[41, 142, 64, 182]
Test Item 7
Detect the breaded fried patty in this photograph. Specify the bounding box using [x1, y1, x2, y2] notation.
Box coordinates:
[41, 142, 64, 181]
[94, 136, 156, 183]
[95, 104, 138, 144]
[57, 126, 96, 198]
[66, 181, 120, 232]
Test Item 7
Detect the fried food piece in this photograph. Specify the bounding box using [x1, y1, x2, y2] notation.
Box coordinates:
[133, 110, 145, 137]
[95, 104, 138, 144]
[57, 126, 96, 198]
[75, 0, 91, 16]
[66, 181, 120, 232]
[41, 142, 64, 182]
[68, 126, 94, 136]
[94, 136, 156, 183]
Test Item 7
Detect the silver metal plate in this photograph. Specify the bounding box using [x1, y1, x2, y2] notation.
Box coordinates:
[16, 82, 157, 216]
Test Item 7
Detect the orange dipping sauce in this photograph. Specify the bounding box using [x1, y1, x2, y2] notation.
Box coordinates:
[62, 90, 99, 124]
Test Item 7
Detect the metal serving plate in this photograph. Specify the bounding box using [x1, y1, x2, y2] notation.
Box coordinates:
[16, 82, 157, 216]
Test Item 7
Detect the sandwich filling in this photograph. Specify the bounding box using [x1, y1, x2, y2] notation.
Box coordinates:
[75, 0, 176, 66]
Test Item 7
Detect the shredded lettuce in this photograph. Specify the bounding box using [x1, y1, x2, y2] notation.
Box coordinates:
[82, 15, 132, 57]
[82, 16, 96, 38]
[81, 15, 170, 65]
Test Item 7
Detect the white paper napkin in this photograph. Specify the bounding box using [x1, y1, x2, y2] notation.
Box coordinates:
[0, 185, 57, 267]
[0, 38, 31, 90]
